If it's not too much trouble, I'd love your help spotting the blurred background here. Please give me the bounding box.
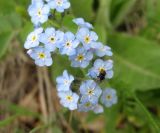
[0,0,160,133]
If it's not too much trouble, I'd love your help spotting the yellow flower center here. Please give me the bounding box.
[106,95,112,100]
[57,0,62,5]
[37,9,42,16]
[87,89,94,95]
[76,54,84,61]
[66,41,71,47]
[64,80,69,85]
[38,52,46,59]
[31,35,37,42]
[85,102,91,107]
[66,95,73,102]
[49,37,55,43]
[84,36,90,44]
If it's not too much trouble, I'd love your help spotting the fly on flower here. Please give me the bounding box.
[88,59,114,81]
[25,0,117,113]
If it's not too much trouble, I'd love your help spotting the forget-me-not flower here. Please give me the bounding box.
[73,18,93,29]
[88,59,113,79]
[32,0,43,3]
[28,1,50,25]
[24,28,43,49]
[56,70,74,91]
[95,42,113,57]
[47,0,70,13]
[40,27,64,52]
[27,46,53,66]
[58,90,79,110]
[93,104,104,114]
[78,98,96,112]
[101,88,117,107]
[80,80,102,104]
[76,28,98,50]
[59,32,79,56]
[69,47,93,68]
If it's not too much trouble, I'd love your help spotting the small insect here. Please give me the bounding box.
[97,69,106,82]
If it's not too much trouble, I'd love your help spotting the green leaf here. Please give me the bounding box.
[50,54,84,82]
[0,115,18,127]
[0,101,41,128]
[0,13,22,33]
[0,0,15,14]
[96,0,112,30]
[108,33,160,90]
[20,22,33,43]
[104,106,119,133]
[0,32,14,59]
[110,0,136,28]
[70,0,93,21]
[133,92,160,133]
[62,15,77,33]
[94,24,107,43]
[0,100,40,118]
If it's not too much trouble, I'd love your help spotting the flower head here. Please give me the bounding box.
[101,88,117,107]
[69,47,93,68]
[95,42,113,57]
[80,80,102,104]
[73,18,93,29]
[40,27,64,52]
[78,98,96,112]
[93,104,104,114]
[59,32,79,56]
[76,28,98,50]
[28,1,50,26]
[56,70,74,91]
[24,28,43,49]
[58,90,79,110]
[27,46,53,66]
[47,0,70,13]
[88,59,113,79]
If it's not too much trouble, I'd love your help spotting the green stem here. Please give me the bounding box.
[81,69,86,77]
[69,111,73,125]
[131,91,160,133]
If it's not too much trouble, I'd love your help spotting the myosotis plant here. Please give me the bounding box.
[24,0,118,114]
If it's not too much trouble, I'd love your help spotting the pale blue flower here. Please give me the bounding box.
[32,0,43,3]
[80,80,102,104]
[95,42,113,57]
[73,18,93,29]
[28,1,50,25]
[76,28,98,50]
[59,32,79,56]
[93,104,104,114]
[69,47,93,68]
[27,46,53,66]
[78,98,96,112]
[24,28,43,49]
[88,59,114,79]
[101,88,118,107]
[40,27,64,52]
[47,0,70,13]
[58,90,79,110]
[56,70,74,91]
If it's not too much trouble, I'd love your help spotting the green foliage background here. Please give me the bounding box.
[0,0,160,133]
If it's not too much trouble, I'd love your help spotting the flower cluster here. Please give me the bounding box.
[24,0,118,114]
[56,70,117,113]
[28,0,70,26]
[56,70,79,110]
